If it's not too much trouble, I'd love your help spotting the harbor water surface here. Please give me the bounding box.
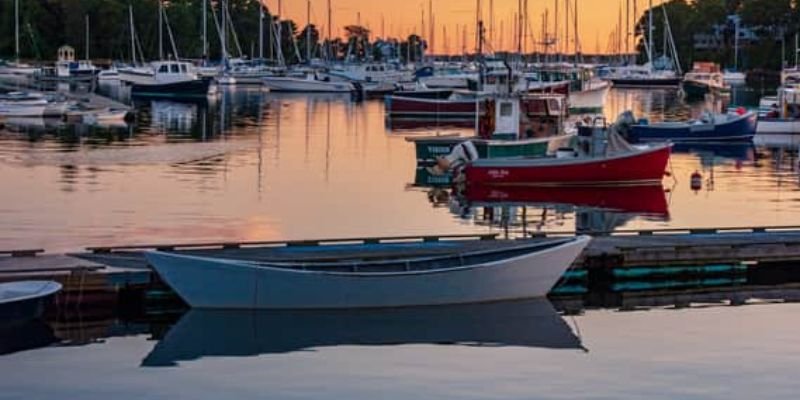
[1,87,800,399]
[0,87,798,251]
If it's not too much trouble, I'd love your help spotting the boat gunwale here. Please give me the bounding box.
[147,236,589,278]
[470,142,673,168]
[0,281,62,305]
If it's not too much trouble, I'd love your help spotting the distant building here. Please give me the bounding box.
[693,16,759,51]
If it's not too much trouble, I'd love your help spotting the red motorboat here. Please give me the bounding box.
[463,185,669,216]
[462,124,673,186]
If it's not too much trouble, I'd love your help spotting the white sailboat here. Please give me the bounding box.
[607,0,681,88]
[0,0,37,80]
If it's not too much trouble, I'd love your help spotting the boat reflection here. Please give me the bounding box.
[141,299,582,367]
[462,185,670,216]
[441,185,670,235]
[148,100,200,133]
[0,318,59,356]
[672,142,756,164]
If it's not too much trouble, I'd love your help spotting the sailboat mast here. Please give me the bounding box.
[429,0,433,56]
[554,0,559,59]
[14,0,19,62]
[306,0,311,62]
[222,0,228,63]
[573,0,579,61]
[648,0,653,69]
[203,0,208,59]
[328,0,332,61]
[489,0,494,47]
[129,4,136,64]
[158,0,164,59]
[625,0,630,56]
[565,0,569,61]
[85,14,90,60]
[259,4,264,59]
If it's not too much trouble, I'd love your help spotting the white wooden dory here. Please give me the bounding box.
[145,236,591,310]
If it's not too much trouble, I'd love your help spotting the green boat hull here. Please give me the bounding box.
[413,137,550,164]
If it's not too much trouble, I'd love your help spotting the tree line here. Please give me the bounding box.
[0,0,426,64]
[637,0,800,72]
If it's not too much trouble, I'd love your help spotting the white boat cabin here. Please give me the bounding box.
[151,61,200,83]
[483,94,568,140]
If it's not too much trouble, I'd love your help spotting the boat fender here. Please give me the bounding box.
[691,171,703,192]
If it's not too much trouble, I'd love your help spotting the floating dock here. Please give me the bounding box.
[3,227,800,309]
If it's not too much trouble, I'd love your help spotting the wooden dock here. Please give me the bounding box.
[4,227,800,309]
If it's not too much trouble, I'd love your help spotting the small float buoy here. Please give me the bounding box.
[691,171,703,192]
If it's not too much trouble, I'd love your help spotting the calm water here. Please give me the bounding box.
[2,87,800,399]
[0,86,798,251]
[1,301,799,399]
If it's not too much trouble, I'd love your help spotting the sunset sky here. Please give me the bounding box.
[267,0,668,54]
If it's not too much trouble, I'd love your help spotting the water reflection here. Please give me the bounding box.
[4,86,800,251]
[142,299,582,367]
[0,319,59,356]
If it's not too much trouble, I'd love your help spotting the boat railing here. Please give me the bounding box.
[86,233,499,254]
[526,225,800,238]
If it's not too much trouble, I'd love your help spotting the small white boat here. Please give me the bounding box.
[145,236,591,310]
[0,281,62,321]
[570,80,611,112]
[757,86,800,134]
[263,74,355,93]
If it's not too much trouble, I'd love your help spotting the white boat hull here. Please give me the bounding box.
[420,75,475,89]
[263,77,354,93]
[146,237,591,310]
[570,82,610,112]
[0,103,47,117]
[757,118,800,135]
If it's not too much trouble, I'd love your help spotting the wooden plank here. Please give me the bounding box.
[0,249,44,257]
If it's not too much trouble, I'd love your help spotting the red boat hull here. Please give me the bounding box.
[465,145,673,186]
[464,185,669,216]
[386,96,482,120]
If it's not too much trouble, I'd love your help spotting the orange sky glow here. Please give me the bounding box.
[266,0,668,54]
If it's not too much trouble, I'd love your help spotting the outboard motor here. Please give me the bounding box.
[613,111,637,142]
[430,141,480,183]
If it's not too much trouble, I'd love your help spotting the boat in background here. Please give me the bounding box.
[119,61,212,98]
[0,281,62,321]
[145,236,591,309]
[608,65,681,88]
[623,109,756,143]
[407,93,570,164]
[682,62,727,99]
[386,93,484,121]
[263,73,355,93]
[757,81,800,134]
